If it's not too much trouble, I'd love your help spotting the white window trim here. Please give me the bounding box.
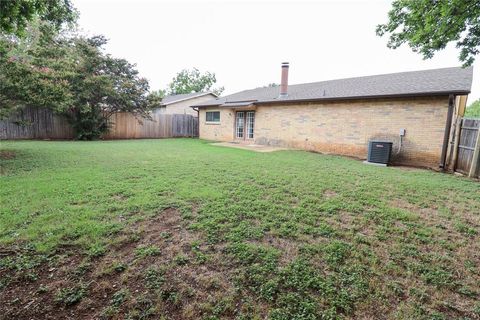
[205,110,221,124]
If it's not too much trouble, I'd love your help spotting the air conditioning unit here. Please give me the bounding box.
[367,140,393,165]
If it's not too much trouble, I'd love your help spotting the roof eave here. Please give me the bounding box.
[257,91,471,105]
[194,91,470,108]
[191,103,223,108]
[162,92,218,106]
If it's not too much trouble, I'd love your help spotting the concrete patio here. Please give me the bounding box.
[211,142,288,153]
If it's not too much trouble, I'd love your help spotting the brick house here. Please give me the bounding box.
[155,92,217,117]
[192,64,473,169]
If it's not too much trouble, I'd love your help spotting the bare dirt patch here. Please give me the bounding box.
[323,189,338,198]
[0,150,16,160]
[111,192,130,201]
[0,207,238,320]
[389,198,480,233]
[253,234,301,266]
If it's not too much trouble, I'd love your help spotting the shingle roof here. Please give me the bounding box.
[193,67,473,108]
[161,92,217,105]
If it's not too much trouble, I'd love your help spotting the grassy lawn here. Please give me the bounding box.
[1,139,479,319]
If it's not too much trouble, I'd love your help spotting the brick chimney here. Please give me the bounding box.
[279,62,289,98]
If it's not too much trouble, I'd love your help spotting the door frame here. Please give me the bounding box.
[234,110,255,141]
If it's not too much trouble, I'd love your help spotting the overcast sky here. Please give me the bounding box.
[74,0,478,103]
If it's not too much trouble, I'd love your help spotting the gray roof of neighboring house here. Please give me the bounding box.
[193,67,473,108]
[161,92,217,105]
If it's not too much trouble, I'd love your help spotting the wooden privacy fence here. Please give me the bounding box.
[0,107,198,140]
[451,118,480,178]
[0,107,75,140]
[103,112,198,139]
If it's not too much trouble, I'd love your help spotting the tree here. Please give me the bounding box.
[149,89,166,100]
[168,68,224,96]
[465,99,480,118]
[377,0,480,66]
[0,22,160,139]
[63,36,160,139]
[0,22,74,118]
[0,0,76,36]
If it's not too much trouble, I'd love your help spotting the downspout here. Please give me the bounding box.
[439,94,455,170]
[192,106,199,116]
[192,107,199,138]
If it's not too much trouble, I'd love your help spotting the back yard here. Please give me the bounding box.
[0,139,479,320]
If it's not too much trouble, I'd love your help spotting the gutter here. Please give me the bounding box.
[192,91,470,108]
[191,106,199,117]
[257,91,469,106]
[439,94,455,170]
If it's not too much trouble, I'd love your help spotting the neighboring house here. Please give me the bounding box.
[155,92,217,117]
[192,64,473,169]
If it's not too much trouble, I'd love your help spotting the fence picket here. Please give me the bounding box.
[455,118,480,178]
[0,107,198,140]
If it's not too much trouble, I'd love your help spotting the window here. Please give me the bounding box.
[206,111,220,123]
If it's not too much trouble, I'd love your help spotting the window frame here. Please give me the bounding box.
[235,111,245,139]
[246,111,255,139]
[205,111,221,124]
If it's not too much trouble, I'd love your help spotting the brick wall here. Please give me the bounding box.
[199,108,235,141]
[199,96,450,168]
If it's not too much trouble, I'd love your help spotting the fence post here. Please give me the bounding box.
[468,125,480,178]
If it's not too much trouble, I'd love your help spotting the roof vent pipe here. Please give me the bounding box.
[279,62,289,98]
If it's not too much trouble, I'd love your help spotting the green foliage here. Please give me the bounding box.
[126,295,156,320]
[322,240,351,266]
[474,302,480,315]
[144,267,165,289]
[454,221,478,236]
[135,245,161,258]
[149,89,166,100]
[377,0,480,66]
[88,243,106,257]
[173,254,189,265]
[113,262,127,273]
[0,23,160,139]
[465,99,480,118]
[110,289,129,308]
[227,242,280,266]
[54,284,87,306]
[420,265,454,288]
[0,22,74,118]
[71,260,91,279]
[270,293,318,320]
[0,275,11,291]
[167,68,224,96]
[101,289,130,318]
[0,0,76,36]
[0,253,47,285]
